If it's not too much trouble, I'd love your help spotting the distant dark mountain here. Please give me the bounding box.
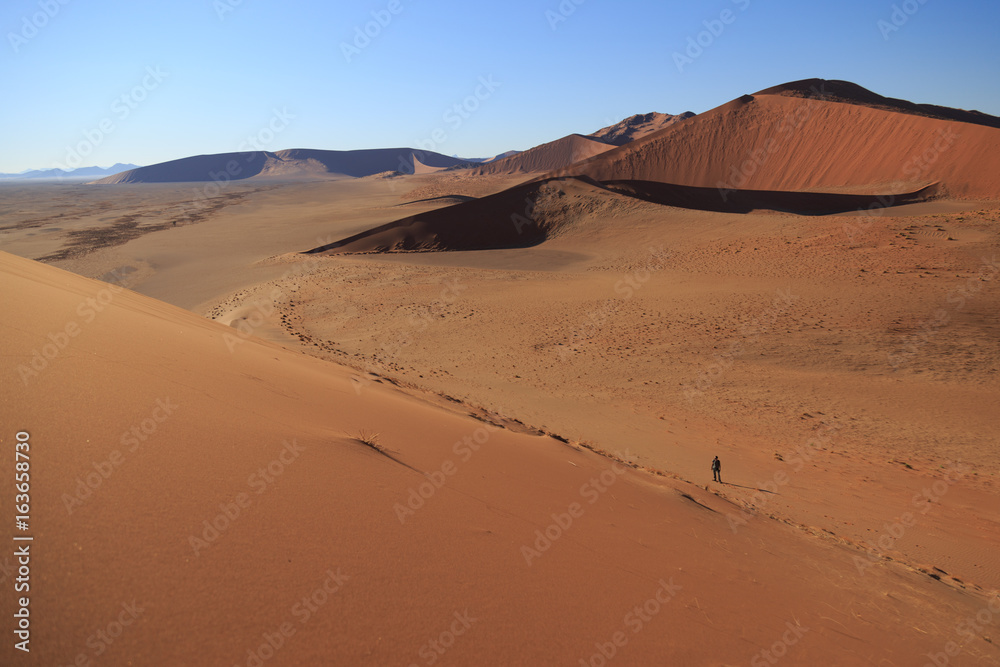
[66,163,141,177]
[0,163,140,180]
[92,149,477,184]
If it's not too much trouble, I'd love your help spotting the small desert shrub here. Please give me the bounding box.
[355,429,383,452]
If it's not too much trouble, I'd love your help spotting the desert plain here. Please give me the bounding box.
[1,80,999,665]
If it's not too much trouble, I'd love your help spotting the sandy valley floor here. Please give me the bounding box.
[2,173,999,664]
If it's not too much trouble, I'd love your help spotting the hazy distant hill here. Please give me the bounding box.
[0,163,139,180]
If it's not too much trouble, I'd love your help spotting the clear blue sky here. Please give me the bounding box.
[1,0,997,172]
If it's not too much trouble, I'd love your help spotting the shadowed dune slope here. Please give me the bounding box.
[94,148,474,184]
[552,83,1000,199]
[305,177,627,253]
[2,250,998,665]
[471,134,615,176]
[603,180,940,214]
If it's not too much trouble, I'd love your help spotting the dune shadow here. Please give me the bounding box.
[304,179,555,254]
[601,180,939,215]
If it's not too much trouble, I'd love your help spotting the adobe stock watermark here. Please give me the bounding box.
[235,108,295,153]
[341,0,405,62]
[560,246,672,360]
[546,0,586,31]
[854,461,969,575]
[878,0,930,40]
[59,600,145,665]
[510,193,540,236]
[234,568,350,667]
[726,419,840,534]
[378,278,469,357]
[7,0,71,53]
[16,267,135,386]
[521,451,634,566]
[716,82,829,198]
[404,75,502,172]
[393,426,492,524]
[61,398,179,515]
[750,618,809,667]
[887,255,998,370]
[673,0,752,73]
[222,240,333,353]
[213,0,244,21]
[923,592,1000,667]
[578,578,682,666]
[188,439,306,556]
[55,66,168,171]
[842,127,958,242]
[182,107,294,219]
[407,610,477,667]
[681,288,799,402]
[352,276,468,395]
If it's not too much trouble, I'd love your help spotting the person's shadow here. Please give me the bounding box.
[719,482,778,494]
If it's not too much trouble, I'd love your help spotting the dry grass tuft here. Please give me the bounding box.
[354,429,383,452]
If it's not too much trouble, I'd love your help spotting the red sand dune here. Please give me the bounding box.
[590,111,696,146]
[93,148,474,184]
[471,134,615,176]
[314,80,999,257]
[3,250,999,664]
[553,79,1000,199]
[757,78,1000,129]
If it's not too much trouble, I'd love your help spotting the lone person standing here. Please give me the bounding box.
[711,456,722,483]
